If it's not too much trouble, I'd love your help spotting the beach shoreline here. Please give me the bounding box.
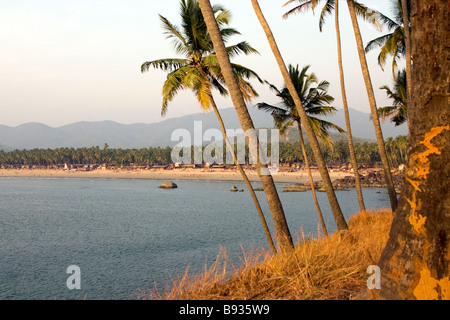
[0,168,351,184]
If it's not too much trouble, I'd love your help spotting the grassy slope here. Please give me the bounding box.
[140,209,393,300]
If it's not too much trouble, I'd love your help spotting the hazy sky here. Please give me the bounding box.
[0,0,400,127]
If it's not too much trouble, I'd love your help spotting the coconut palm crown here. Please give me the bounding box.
[257,64,344,146]
[364,0,411,77]
[141,0,262,116]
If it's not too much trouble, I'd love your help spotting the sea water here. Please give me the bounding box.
[0,177,391,299]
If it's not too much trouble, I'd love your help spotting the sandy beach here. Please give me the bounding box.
[0,168,351,184]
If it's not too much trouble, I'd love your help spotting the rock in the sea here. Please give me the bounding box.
[282,184,311,192]
[159,181,178,189]
[230,186,238,192]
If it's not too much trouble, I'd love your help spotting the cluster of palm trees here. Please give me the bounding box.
[0,146,172,167]
[142,0,411,253]
[0,137,408,169]
[278,135,408,167]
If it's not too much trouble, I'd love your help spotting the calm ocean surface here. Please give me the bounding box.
[0,177,391,300]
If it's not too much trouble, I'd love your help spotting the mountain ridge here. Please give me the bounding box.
[0,107,407,150]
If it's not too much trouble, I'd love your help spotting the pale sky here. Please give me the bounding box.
[0,0,400,127]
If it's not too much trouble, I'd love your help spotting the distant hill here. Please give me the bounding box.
[0,107,407,150]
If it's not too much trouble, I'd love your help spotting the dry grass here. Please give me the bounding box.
[138,208,394,300]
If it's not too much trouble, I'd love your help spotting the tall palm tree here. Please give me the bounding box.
[142,0,277,254]
[198,0,295,251]
[282,0,368,212]
[379,69,407,126]
[250,0,349,233]
[346,0,398,211]
[257,64,346,237]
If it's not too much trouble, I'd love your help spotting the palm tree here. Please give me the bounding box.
[142,1,260,116]
[364,0,412,130]
[257,64,345,237]
[374,0,449,300]
[282,0,368,212]
[198,0,295,251]
[364,0,409,78]
[346,0,398,211]
[142,0,277,254]
[379,69,407,126]
[250,0,349,232]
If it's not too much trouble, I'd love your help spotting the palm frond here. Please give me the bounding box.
[305,105,337,117]
[315,80,331,92]
[193,78,214,112]
[263,81,282,95]
[352,1,383,31]
[376,10,400,31]
[313,117,345,133]
[379,69,407,126]
[182,2,210,53]
[219,28,241,43]
[159,15,190,55]
[209,76,228,97]
[282,0,316,19]
[161,66,192,116]
[364,33,392,53]
[319,0,335,32]
[230,63,263,84]
[238,78,259,102]
[212,4,231,26]
[141,58,188,73]
[256,103,289,116]
[225,42,260,58]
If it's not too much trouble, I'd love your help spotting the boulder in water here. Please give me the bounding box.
[159,181,178,189]
[282,184,311,192]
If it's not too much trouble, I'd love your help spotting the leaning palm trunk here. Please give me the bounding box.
[199,0,294,251]
[401,0,412,129]
[210,99,277,255]
[335,0,366,212]
[346,0,398,212]
[251,0,348,232]
[297,121,328,237]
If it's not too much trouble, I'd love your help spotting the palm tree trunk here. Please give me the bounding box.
[251,0,348,232]
[346,0,398,212]
[335,0,366,212]
[401,0,412,129]
[372,0,450,299]
[210,98,277,255]
[297,120,328,237]
[199,0,294,251]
